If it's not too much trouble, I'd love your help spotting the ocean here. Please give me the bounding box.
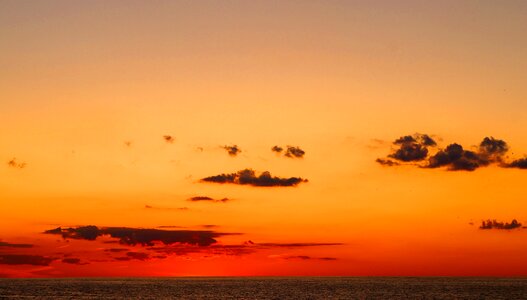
[1,277,526,299]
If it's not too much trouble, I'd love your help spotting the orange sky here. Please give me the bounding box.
[1,1,527,277]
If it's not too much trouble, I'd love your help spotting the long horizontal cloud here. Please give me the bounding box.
[378,135,527,171]
[0,254,55,266]
[479,219,523,230]
[201,169,307,187]
[147,241,344,257]
[0,241,33,248]
[280,255,337,261]
[188,196,230,203]
[44,226,237,247]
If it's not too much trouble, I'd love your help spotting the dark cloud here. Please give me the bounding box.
[479,137,509,159]
[44,226,237,247]
[201,225,219,229]
[0,254,55,266]
[163,135,175,143]
[479,219,522,230]
[188,196,229,203]
[271,146,283,153]
[124,251,149,261]
[284,146,305,158]
[62,258,88,265]
[258,243,344,248]
[282,255,338,261]
[427,143,483,171]
[389,134,435,162]
[0,241,33,248]
[377,134,438,164]
[223,145,241,156]
[7,158,26,169]
[378,135,527,172]
[375,158,399,167]
[104,248,129,253]
[201,169,307,187]
[507,158,527,169]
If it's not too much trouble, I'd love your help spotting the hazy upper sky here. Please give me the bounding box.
[1,0,527,277]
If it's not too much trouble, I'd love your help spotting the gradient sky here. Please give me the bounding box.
[1,0,527,277]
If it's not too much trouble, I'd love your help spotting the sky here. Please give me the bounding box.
[1,0,527,277]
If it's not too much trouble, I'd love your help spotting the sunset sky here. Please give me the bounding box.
[1,1,527,277]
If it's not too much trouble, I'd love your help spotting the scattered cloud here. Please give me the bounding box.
[0,254,55,266]
[44,226,237,247]
[163,135,175,143]
[7,158,26,169]
[223,145,241,156]
[201,169,307,187]
[479,219,522,230]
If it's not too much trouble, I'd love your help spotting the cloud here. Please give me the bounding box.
[284,146,306,158]
[104,248,129,253]
[223,145,241,156]
[479,219,522,230]
[427,143,483,171]
[387,134,436,162]
[147,241,343,258]
[115,252,150,261]
[378,135,527,172]
[0,254,55,266]
[201,169,307,187]
[44,226,237,247]
[258,243,344,248]
[62,258,88,265]
[145,205,189,211]
[271,146,283,153]
[375,158,399,166]
[0,241,33,248]
[188,196,230,203]
[507,158,527,169]
[7,158,26,169]
[280,255,338,261]
[163,135,175,143]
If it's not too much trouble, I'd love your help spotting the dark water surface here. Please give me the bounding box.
[1,277,526,299]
